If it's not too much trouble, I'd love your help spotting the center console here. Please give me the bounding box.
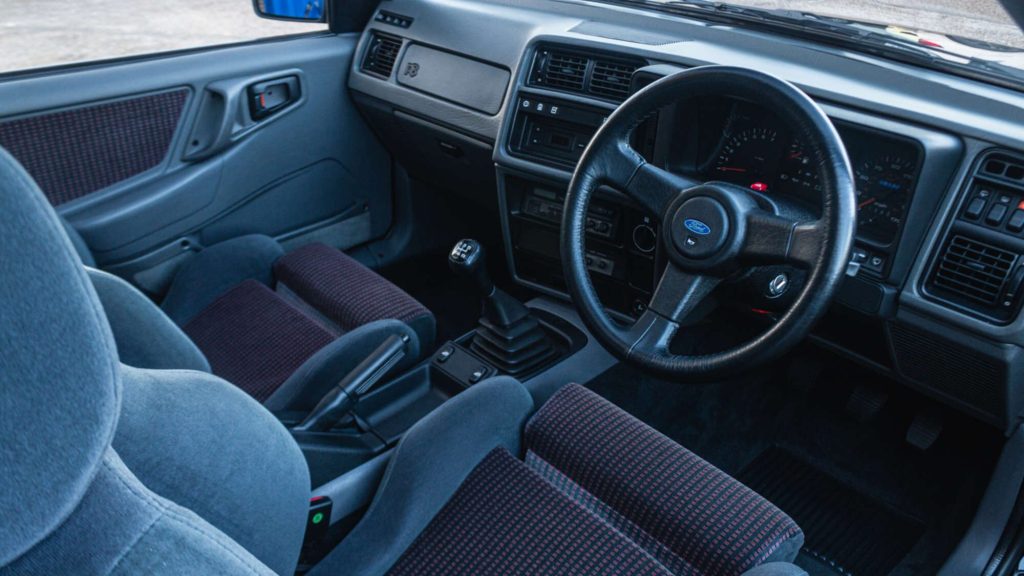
[500,74,662,319]
[504,176,660,318]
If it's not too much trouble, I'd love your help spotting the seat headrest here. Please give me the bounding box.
[0,147,120,565]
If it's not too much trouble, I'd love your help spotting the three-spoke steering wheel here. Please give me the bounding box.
[561,66,857,378]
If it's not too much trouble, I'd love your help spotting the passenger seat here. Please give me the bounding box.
[71,228,435,412]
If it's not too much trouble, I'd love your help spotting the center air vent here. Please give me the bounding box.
[542,52,587,92]
[361,33,403,78]
[590,59,635,101]
[529,46,645,102]
[928,234,1023,322]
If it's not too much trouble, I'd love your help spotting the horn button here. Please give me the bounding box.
[670,196,730,259]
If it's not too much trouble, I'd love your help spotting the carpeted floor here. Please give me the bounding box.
[739,447,925,575]
[585,349,1002,576]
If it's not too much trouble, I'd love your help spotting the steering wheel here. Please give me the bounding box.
[561,66,856,378]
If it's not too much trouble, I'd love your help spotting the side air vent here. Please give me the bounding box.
[361,33,403,78]
[925,149,1024,324]
[590,59,636,101]
[933,235,1015,306]
[529,46,645,102]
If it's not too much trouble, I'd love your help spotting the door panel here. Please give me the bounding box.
[0,89,189,206]
[0,33,391,293]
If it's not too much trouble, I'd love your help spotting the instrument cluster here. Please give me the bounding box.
[692,100,922,247]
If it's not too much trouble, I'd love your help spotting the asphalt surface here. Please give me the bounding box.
[0,0,325,73]
[0,0,1021,74]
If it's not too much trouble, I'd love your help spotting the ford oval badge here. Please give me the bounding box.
[684,219,711,236]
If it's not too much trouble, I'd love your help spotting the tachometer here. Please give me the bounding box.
[713,128,780,190]
[855,155,915,244]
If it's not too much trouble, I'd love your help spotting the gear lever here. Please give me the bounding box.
[449,240,555,376]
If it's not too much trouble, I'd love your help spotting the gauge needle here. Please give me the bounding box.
[717,167,747,173]
[858,197,877,209]
[787,151,802,159]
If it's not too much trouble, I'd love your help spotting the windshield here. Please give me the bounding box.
[616,0,1024,87]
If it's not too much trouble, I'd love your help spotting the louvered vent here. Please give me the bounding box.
[590,59,636,101]
[529,47,644,102]
[540,52,587,92]
[932,235,1016,306]
[980,153,1024,184]
[361,33,402,78]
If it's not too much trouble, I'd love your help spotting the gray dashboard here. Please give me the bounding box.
[349,0,1024,429]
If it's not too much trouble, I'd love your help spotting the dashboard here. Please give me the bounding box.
[346,0,1024,430]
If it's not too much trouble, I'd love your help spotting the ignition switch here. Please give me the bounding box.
[767,273,790,298]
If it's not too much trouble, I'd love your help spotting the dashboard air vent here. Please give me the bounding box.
[980,152,1024,184]
[540,52,587,92]
[361,33,402,78]
[932,235,1016,306]
[590,59,639,101]
[529,46,646,102]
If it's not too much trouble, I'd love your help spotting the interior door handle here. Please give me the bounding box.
[248,76,300,121]
[182,70,304,162]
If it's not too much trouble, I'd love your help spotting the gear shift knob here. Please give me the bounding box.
[448,239,555,376]
[449,239,494,296]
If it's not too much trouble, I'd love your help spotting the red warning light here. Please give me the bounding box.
[750,182,768,192]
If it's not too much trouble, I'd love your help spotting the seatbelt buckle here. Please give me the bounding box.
[298,496,333,571]
[306,496,332,542]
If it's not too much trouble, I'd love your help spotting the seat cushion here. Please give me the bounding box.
[523,384,804,575]
[382,383,802,576]
[183,280,335,403]
[273,243,435,351]
[386,448,676,576]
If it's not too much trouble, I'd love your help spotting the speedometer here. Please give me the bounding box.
[855,155,915,245]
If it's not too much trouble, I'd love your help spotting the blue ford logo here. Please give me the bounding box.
[684,219,711,236]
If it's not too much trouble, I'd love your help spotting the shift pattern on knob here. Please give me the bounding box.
[449,239,493,296]
[449,239,477,264]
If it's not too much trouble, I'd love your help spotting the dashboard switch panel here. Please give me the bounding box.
[509,95,607,168]
[1008,210,1024,233]
[987,203,1008,225]
[965,197,986,219]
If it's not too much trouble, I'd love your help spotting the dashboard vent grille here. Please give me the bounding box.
[932,235,1016,306]
[361,33,402,78]
[541,52,587,92]
[590,59,638,101]
[980,153,1024,184]
[530,47,645,102]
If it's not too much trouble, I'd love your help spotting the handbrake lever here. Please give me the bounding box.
[293,333,409,433]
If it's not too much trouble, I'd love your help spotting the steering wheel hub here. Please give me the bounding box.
[671,196,729,259]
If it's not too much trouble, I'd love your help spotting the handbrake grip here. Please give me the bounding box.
[293,333,409,433]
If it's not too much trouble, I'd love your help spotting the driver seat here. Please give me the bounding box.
[0,146,806,576]
[322,381,807,576]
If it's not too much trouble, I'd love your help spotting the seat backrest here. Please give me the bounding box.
[523,384,805,576]
[0,147,291,575]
